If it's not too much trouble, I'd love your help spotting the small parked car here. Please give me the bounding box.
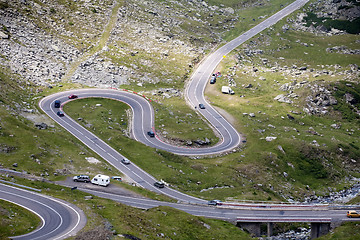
[154,181,165,188]
[57,111,64,117]
[210,76,216,84]
[112,176,122,181]
[68,94,78,99]
[208,200,222,206]
[147,131,155,137]
[199,103,205,109]
[121,158,130,165]
[73,175,90,183]
[54,100,61,108]
[347,210,360,218]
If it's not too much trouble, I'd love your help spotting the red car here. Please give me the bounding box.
[68,94,78,99]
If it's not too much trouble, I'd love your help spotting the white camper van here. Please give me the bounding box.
[221,86,235,95]
[91,174,110,187]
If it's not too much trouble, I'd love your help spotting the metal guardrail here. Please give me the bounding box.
[236,217,332,223]
[0,179,42,192]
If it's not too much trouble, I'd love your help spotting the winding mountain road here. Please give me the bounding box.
[0,183,86,240]
[38,0,311,203]
[7,1,357,239]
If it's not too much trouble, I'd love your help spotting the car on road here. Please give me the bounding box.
[68,94,78,99]
[73,175,90,183]
[54,100,61,108]
[347,210,360,218]
[57,111,64,117]
[121,158,130,165]
[154,181,165,188]
[208,200,222,206]
[147,131,155,137]
[199,103,205,109]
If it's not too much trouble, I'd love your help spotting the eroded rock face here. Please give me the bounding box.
[303,84,339,115]
[0,0,239,88]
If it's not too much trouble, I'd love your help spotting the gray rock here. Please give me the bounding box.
[345,93,356,104]
[265,136,277,142]
[35,122,48,130]
[274,94,293,104]
[0,31,9,39]
[287,114,295,120]
[223,7,234,15]
[278,145,286,154]
[282,24,290,32]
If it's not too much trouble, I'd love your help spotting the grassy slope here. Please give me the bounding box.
[1,0,360,238]
[50,0,360,202]
[0,199,41,239]
[1,0,358,201]
[205,2,360,199]
[317,222,360,240]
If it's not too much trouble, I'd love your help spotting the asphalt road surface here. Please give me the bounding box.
[38,0,311,203]
[67,187,355,224]
[7,1,358,240]
[0,183,86,240]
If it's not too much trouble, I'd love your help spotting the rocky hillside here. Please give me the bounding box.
[0,0,240,88]
[0,0,359,204]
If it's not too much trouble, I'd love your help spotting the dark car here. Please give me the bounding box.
[57,111,64,117]
[147,131,155,137]
[154,181,165,188]
[208,200,222,206]
[54,100,61,108]
[68,94,78,99]
[210,76,216,84]
[199,104,205,109]
[121,158,130,165]
[73,175,90,183]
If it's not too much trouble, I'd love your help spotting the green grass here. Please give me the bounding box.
[347,195,360,205]
[63,97,284,201]
[317,222,360,240]
[152,99,219,145]
[261,31,360,68]
[222,0,295,41]
[0,199,41,239]
[203,7,360,198]
[1,0,360,205]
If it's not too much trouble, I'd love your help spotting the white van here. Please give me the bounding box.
[221,86,235,95]
[91,174,110,187]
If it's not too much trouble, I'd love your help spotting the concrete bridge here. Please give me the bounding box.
[236,217,332,239]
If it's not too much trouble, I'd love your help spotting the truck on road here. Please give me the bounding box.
[221,86,234,95]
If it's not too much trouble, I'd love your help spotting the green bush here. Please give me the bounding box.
[304,12,360,34]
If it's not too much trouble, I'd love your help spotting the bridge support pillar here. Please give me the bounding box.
[237,222,261,237]
[267,222,273,237]
[311,223,330,239]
